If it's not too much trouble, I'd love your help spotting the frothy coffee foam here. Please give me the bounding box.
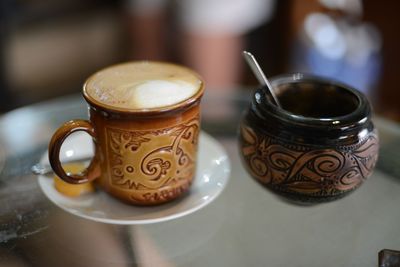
[85,62,202,109]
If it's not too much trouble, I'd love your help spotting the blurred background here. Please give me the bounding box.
[0,0,399,121]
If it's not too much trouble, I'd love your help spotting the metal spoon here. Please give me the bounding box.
[31,157,92,175]
[31,163,52,175]
[242,51,281,108]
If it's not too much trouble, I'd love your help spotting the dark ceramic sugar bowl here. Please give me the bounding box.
[239,74,379,203]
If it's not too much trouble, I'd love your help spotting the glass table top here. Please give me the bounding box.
[0,90,399,267]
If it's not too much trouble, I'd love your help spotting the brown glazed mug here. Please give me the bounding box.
[49,62,204,205]
[239,74,379,203]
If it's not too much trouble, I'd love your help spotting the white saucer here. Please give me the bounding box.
[38,131,230,225]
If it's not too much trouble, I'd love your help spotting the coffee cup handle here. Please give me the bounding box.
[48,120,100,184]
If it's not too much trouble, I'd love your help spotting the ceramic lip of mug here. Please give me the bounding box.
[239,73,379,203]
[48,61,204,206]
[82,63,204,117]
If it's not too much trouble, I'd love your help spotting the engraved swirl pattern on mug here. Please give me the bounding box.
[106,117,199,202]
[240,125,379,197]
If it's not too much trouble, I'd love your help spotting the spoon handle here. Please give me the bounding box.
[31,157,92,175]
[242,51,281,108]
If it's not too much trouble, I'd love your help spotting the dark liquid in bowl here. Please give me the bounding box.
[276,82,359,118]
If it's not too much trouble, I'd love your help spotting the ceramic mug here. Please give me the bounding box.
[49,62,204,205]
[239,74,379,203]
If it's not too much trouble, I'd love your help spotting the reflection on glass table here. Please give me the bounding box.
[0,90,400,267]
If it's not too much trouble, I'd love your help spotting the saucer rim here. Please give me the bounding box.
[37,131,230,225]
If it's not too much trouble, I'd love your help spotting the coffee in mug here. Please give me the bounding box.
[85,61,201,109]
[49,61,204,205]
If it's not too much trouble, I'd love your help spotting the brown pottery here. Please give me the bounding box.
[239,74,379,203]
[49,62,204,205]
